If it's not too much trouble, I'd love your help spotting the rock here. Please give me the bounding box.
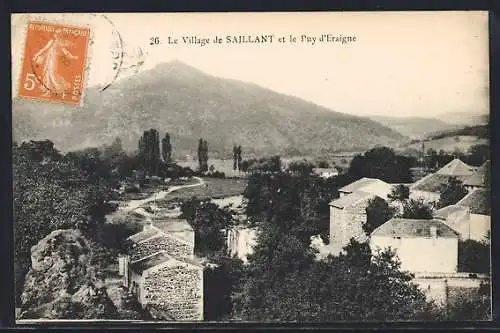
[20,229,118,319]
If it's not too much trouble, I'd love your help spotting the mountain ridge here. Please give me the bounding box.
[13,61,407,158]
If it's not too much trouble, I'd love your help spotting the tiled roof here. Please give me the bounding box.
[411,174,469,193]
[456,188,490,215]
[339,177,386,193]
[436,159,475,177]
[434,205,469,219]
[371,218,459,238]
[464,160,490,187]
[128,227,160,243]
[329,191,374,209]
[130,251,172,274]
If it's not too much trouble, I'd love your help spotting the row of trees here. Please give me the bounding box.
[423,143,489,170]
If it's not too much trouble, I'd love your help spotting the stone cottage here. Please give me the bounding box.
[119,219,203,321]
[329,177,394,254]
[338,177,393,199]
[410,159,476,203]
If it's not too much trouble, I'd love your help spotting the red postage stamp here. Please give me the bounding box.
[17,21,90,105]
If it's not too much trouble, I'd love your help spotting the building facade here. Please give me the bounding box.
[120,221,204,321]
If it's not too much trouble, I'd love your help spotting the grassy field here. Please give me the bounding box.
[178,154,357,175]
[156,177,248,207]
[405,135,487,153]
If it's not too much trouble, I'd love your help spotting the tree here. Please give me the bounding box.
[232,145,238,171]
[364,197,397,235]
[287,160,314,176]
[347,147,416,183]
[184,201,234,257]
[161,132,172,164]
[458,239,490,274]
[138,129,161,176]
[237,145,243,171]
[198,138,209,172]
[467,144,490,167]
[317,160,330,168]
[388,184,410,203]
[401,199,434,219]
[437,177,468,209]
[233,238,433,321]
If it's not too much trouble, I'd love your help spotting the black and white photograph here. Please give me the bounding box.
[11,11,491,322]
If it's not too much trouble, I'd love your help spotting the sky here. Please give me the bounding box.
[11,11,489,118]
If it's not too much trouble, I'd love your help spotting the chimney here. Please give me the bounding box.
[430,225,438,238]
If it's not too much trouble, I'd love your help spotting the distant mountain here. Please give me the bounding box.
[13,60,406,158]
[369,115,462,140]
[436,111,489,127]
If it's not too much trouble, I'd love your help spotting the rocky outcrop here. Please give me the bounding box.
[19,229,118,320]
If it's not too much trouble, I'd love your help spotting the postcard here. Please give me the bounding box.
[11,11,491,323]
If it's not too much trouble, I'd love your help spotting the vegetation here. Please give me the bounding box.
[232,145,243,171]
[348,147,417,183]
[364,197,397,235]
[181,200,234,258]
[198,138,209,172]
[388,184,410,203]
[429,124,488,140]
[437,177,468,209]
[458,239,490,274]
[401,199,434,219]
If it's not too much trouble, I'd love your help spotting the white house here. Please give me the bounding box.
[313,167,339,179]
[434,187,490,242]
[370,218,459,274]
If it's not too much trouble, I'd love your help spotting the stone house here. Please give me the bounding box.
[329,191,378,254]
[410,159,476,203]
[338,177,393,199]
[329,178,394,254]
[119,220,203,321]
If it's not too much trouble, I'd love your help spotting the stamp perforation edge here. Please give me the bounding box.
[13,14,96,107]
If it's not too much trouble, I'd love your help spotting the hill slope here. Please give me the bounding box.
[13,61,406,157]
[369,115,462,139]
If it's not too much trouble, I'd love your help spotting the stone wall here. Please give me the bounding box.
[330,198,370,254]
[143,262,203,321]
[131,234,193,262]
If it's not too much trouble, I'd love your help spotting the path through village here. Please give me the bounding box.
[104,176,205,313]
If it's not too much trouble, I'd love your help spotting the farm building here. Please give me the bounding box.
[409,159,476,203]
[434,187,490,242]
[370,218,459,274]
[329,177,395,254]
[338,177,393,199]
[464,160,490,192]
[119,220,203,321]
[313,167,339,179]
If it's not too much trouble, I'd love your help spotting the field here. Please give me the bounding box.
[405,135,487,153]
[156,177,248,207]
[178,154,357,176]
